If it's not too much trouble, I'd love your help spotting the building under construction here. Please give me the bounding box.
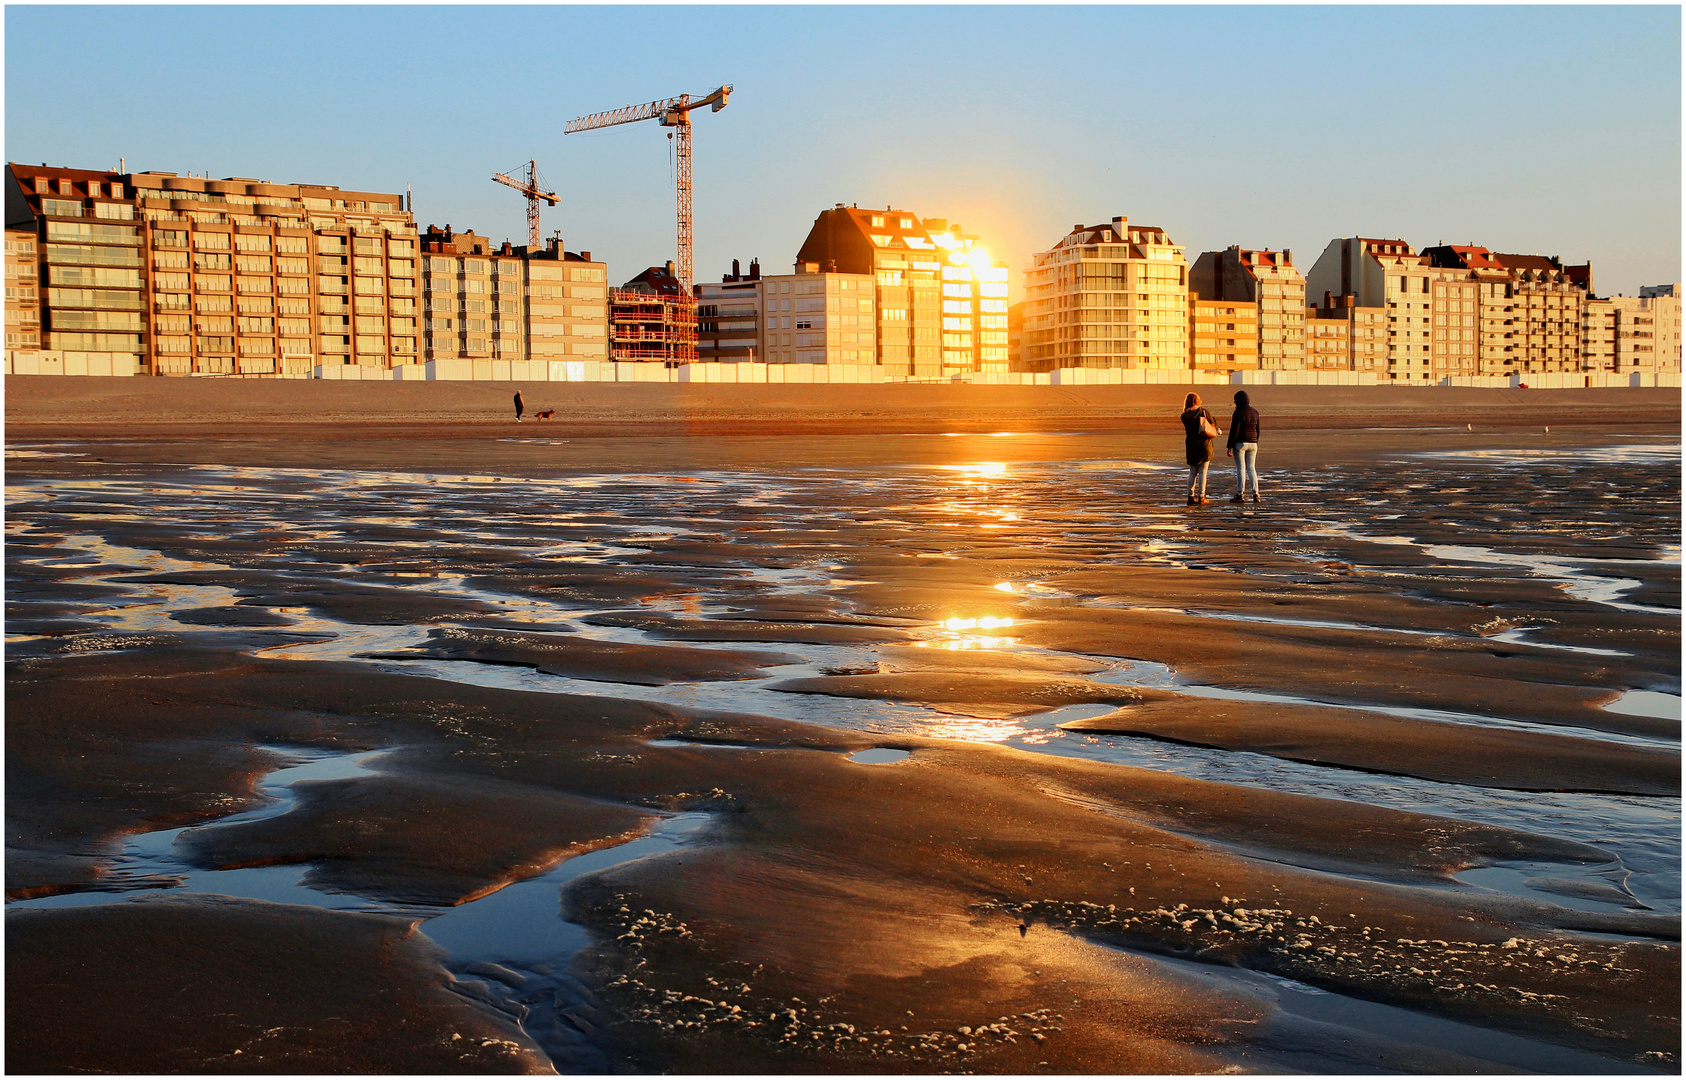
[611,261,696,363]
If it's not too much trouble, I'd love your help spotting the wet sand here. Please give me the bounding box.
[5,377,1680,1073]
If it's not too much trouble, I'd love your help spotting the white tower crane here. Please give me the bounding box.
[565,85,731,293]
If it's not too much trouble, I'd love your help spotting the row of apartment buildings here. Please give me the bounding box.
[4,163,611,377]
[5,160,1679,381]
[1021,223,1680,383]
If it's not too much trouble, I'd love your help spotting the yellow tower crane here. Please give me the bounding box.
[490,160,559,250]
[565,85,731,293]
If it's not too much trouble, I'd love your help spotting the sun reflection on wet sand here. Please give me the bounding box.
[909,715,1023,743]
[940,462,1008,480]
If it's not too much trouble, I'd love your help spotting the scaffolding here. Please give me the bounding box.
[610,289,698,363]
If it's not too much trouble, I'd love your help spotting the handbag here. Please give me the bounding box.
[1199,414,1218,438]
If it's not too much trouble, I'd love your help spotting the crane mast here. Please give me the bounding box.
[490,160,559,250]
[566,85,731,293]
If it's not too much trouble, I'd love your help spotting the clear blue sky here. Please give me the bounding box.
[6,5,1680,297]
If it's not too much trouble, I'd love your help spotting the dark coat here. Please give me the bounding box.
[1180,408,1216,466]
[1227,405,1260,448]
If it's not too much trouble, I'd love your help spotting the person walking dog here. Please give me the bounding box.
[1226,390,1261,502]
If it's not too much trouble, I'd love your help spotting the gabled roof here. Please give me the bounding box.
[1235,248,1293,271]
[1057,221,1174,251]
[1422,244,1508,277]
[623,265,682,294]
[795,206,938,273]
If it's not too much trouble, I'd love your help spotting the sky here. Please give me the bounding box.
[5,5,1680,299]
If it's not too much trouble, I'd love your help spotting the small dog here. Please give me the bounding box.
[533,408,556,420]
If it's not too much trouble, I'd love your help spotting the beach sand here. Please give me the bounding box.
[6,376,1680,1073]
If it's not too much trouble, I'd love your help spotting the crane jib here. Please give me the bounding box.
[565,85,731,134]
[565,98,680,134]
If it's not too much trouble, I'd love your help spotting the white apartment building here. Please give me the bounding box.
[1023,216,1189,371]
[1306,238,1437,383]
[1189,246,1305,369]
[696,263,877,364]
[792,205,1008,377]
[420,226,606,368]
[1613,285,1682,374]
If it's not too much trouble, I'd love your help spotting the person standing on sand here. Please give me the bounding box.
[513,391,524,423]
[1179,392,1219,505]
[1226,390,1261,502]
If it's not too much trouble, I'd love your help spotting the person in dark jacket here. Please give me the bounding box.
[1226,390,1261,502]
[513,391,524,423]
[1178,392,1219,505]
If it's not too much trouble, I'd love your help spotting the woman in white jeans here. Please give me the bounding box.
[1179,392,1219,505]
[1225,390,1261,502]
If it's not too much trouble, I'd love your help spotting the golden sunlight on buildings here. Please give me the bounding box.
[1021,217,1190,373]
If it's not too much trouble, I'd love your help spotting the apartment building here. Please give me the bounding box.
[1189,247,1304,368]
[1006,300,1024,370]
[696,259,762,362]
[793,205,1008,378]
[419,227,495,365]
[1426,266,1481,379]
[529,245,607,368]
[1583,288,1681,377]
[694,259,877,365]
[1306,238,1441,383]
[1581,297,1617,371]
[5,225,41,351]
[418,225,607,370]
[762,265,877,364]
[1309,292,1388,375]
[1422,246,1513,377]
[6,165,146,370]
[1022,216,1189,372]
[1189,295,1258,374]
[1637,285,1682,372]
[1608,285,1683,375]
[1422,245,1594,376]
[1491,253,1587,375]
[1303,305,1350,370]
[5,163,424,376]
[135,169,416,375]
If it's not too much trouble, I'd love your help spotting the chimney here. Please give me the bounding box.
[665,260,676,280]
[580,251,590,262]
[731,258,741,280]
[1073,224,1085,232]
[1284,248,1291,265]
[749,258,760,280]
